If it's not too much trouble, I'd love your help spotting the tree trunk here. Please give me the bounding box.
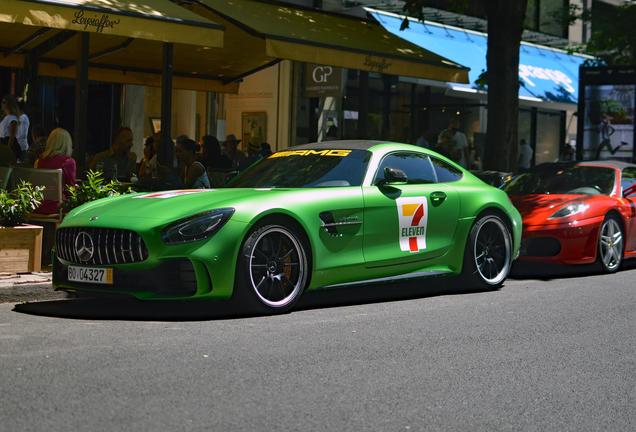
[483,0,527,172]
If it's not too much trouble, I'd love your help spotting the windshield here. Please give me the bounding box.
[505,165,616,195]
[228,149,371,188]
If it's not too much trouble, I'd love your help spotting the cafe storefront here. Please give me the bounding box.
[0,0,232,168]
[1,0,470,165]
[167,0,468,153]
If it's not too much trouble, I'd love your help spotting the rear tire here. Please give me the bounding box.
[460,213,513,290]
[235,223,309,314]
[597,215,623,273]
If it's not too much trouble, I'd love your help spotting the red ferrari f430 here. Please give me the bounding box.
[505,161,636,272]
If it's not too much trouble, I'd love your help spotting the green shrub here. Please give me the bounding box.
[64,170,131,212]
[0,181,45,227]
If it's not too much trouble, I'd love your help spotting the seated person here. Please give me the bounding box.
[222,134,246,169]
[23,125,47,167]
[199,135,232,171]
[89,127,137,181]
[260,142,273,158]
[34,128,76,214]
[138,134,158,181]
[238,140,263,171]
[175,137,210,189]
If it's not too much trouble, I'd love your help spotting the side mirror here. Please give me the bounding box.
[623,184,636,198]
[378,167,408,186]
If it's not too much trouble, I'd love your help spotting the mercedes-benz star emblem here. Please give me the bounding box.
[74,232,95,262]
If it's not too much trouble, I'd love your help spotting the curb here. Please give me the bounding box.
[0,273,67,304]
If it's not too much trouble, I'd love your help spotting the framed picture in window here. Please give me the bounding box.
[149,117,161,134]
[241,112,267,150]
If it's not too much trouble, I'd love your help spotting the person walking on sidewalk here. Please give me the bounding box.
[594,113,628,160]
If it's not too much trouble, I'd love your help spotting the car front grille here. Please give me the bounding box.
[56,227,149,265]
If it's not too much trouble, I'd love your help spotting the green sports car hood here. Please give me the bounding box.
[66,189,275,224]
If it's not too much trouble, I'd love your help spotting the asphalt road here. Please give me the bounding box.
[1,265,635,432]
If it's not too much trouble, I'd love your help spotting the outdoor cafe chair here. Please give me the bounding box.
[11,167,64,226]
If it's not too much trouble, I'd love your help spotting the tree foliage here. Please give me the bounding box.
[401,0,528,171]
[571,2,636,65]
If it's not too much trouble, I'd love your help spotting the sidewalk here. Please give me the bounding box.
[0,271,66,304]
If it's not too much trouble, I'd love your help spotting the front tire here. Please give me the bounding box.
[235,223,309,314]
[597,215,623,273]
[460,213,513,290]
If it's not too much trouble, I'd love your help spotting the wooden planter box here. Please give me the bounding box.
[0,224,43,273]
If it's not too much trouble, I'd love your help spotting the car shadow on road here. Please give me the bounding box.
[510,258,636,281]
[12,276,495,322]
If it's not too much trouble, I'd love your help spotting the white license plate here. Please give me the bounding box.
[68,266,113,285]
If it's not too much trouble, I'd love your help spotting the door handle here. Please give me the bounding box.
[430,191,447,205]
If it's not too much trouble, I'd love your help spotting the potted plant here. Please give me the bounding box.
[0,181,45,272]
[64,170,131,212]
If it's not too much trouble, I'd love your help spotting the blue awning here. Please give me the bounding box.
[369,9,591,105]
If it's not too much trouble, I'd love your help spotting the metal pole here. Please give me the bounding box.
[357,71,369,139]
[409,83,416,144]
[159,42,174,168]
[530,107,538,167]
[74,32,89,174]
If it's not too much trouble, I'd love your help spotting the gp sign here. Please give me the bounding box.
[312,66,334,83]
[305,64,342,97]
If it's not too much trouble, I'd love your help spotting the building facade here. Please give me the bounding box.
[1,0,623,168]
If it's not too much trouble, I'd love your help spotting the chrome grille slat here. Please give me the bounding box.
[96,229,103,265]
[61,229,67,261]
[118,231,124,264]
[62,229,69,261]
[55,228,148,265]
[63,229,68,261]
[137,235,143,262]
[56,230,62,260]
[71,228,78,263]
[112,230,118,264]
[57,230,63,260]
[128,232,134,262]
[104,229,111,264]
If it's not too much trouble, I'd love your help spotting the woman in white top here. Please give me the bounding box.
[16,99,30,154]
[0,95,21,162]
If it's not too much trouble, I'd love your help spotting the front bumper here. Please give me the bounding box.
[518,216,603,265]
[53,255,202,299]
[52,218,249,300]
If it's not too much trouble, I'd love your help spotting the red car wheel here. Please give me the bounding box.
[597,215,624,273]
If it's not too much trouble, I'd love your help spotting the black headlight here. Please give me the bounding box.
[161,208,234,244]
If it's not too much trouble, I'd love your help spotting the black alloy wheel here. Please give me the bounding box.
[461,213,513,289]
[236,223,309,313]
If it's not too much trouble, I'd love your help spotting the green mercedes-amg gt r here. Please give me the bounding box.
[53,141,521,313]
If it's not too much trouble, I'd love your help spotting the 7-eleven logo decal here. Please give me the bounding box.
[396,197,428,253]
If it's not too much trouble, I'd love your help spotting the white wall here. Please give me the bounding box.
[121,85,145,161]
[222,61,292,152]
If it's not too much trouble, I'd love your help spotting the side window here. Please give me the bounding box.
[374,153,436,185]
[622,168,636,196]
[430,157,463,183]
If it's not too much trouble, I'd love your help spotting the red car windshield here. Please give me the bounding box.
[505,166,615,195]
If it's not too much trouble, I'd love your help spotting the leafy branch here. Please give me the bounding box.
[0,181,45,227]
[64,170,131,212]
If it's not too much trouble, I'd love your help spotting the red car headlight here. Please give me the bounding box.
[548,202,589,220]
